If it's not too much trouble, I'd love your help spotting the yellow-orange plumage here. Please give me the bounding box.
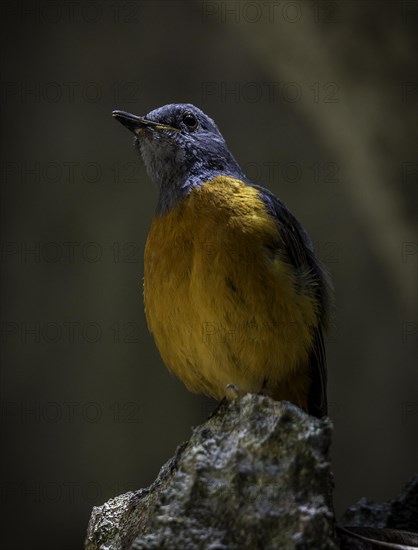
[113,102,331,417]
[144,176,318,410]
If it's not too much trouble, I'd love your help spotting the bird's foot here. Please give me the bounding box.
[225,383,241,401]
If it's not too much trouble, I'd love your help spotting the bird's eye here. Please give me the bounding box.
[182,112,198,130]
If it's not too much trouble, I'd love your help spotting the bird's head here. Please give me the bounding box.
[112,103,245,214]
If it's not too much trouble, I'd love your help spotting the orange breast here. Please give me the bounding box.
[144,176,316,407]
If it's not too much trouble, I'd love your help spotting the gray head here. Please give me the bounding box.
[112,103,246,214]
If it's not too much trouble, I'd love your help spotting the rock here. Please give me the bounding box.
[85,394,337,549]
[340,474,418,532]
[338,474,418,548]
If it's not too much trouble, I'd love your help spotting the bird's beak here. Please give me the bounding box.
[112,110,180,134]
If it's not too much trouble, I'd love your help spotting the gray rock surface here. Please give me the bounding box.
[85,394,337,549]
[338,474,418,548]
[340,474,418,532]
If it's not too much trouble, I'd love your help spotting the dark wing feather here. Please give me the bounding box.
[254,185,332,417]
[338,525,418,549]
[307,327,328,417]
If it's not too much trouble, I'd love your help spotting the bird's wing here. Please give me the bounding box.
[254,185,331,417]
[307,326,328,417]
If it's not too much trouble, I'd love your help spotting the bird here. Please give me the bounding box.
[112,104,333,418]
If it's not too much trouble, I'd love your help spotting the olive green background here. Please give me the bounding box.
[1,1,416,548]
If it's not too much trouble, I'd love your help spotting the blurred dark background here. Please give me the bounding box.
[1,1,416,548]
